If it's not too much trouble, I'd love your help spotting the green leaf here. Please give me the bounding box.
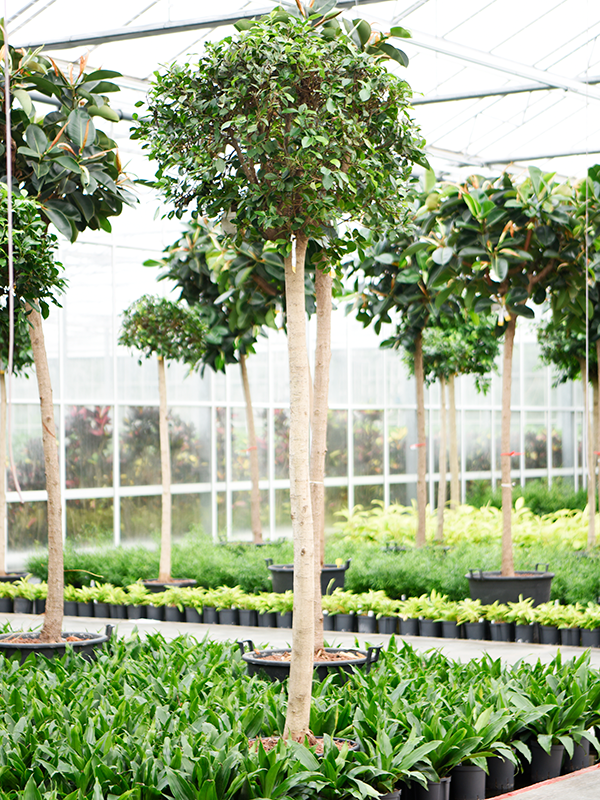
[41,203,76,241]
[67,108,96,150]
[83,69,122,81]
[88,104,121,122]
[490,255,508,282]
[53,155,82,174]
[23,776,42,800]
[432,247,453,266]
[390,26,411,38]
[529,165,543,195]
[25,124,49,155]
[13,89,34,117]
[359,86,372,102]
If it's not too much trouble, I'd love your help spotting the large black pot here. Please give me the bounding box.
[185,607,203,624]
[514,624,534,643]
[0,598,13,613]
[562,738,590,773]
[334,613,355,632]
[419,619,442,638]
[580,628,600,648]
[529,742,564,782]
[238,640,382,682]
[378,616,398,635]
[560,628,580,647]
[126,605,147,619]
[109,604,127,619]
[466,566,553,606]
[165,606,186,623]
[13,597,33,614]
[142,579,197,593]
[0,625,113,664]
[265,559,351,594]
[146,605,164,621]
[357,614,377,634]
[540,625,560,645]
[464,622,486,641]
[218,609,239,626]
[238,608,257,627]
[486,756,514,795]
[489,622,512,642]
[415,781,445,800]
[442,620,460,639]
[0,573,27,583]
[400,618,419,636]
[449,765,485,800]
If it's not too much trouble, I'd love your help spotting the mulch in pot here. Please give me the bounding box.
[257,648,363,663]
[249,734,356,755]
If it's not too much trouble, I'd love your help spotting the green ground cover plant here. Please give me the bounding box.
[467,479,589,516]
[0,634,596,798]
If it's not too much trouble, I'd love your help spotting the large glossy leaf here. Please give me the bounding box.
[24,124,48,155]
[67,108,96,150]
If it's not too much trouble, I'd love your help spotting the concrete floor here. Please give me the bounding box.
[2,611,600,667]
[501,764,600,798]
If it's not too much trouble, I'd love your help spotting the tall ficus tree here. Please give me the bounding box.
[1,32,135,641]
[119,295,207,582]
[432,169,579,576]
[136,1,425,740]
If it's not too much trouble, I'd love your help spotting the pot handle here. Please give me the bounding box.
[468,569,484,579]
[265,558,273,567]
[535,563,550,573]
[365,645,383,673]
[237,639,255,656]
[344,559,352,570]
[104,624,114,640]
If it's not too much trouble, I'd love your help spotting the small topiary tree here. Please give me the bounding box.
[119,295,207,581]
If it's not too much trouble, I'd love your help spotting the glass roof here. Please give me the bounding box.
[8,0,600,180]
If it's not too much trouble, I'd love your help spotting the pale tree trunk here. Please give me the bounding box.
[283,235,315,742]
[436,376,447,543]
[500,316,516,577]
[27,305,63,642]
[414,331,427,547]
[240,354,263,544]
[580,361,595,549]
[157,356,172,582]
[448,373,460,509]
[596,344,600,513]
[594,376,599,529]
[0,371,6,575]
[311,267,332,652]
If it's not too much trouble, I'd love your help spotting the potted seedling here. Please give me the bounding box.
[418,591,449,638]
[579,603,600,648]
[535,601,561,645]
[506,596,536,643]
[237,592,259,628]
[321,589,358,633]
[126,582,151,620]
[184,587,206,624]
[398,595,425,636]
[271,590,294,629]
[455,598,486,641]
[12,576,37,614]
[367,592,400,635]
[63,585,79,617]
[254,592,278,629]
[484,601,512,642]
[556,603,582,647]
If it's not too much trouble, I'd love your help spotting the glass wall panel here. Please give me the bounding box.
[354,484,383,509]
[494,412,521,471]
[465,411,492,472]
[171,406,211,484]
[216,407,226,482]
[274,409,289,479]
[325,410,347,478]
[329,350,348,405]
[524,412,547,470]
[8,405,46,491]
[231,490,269,538]
[217,491,226,540]
[66,499,113,546]
[8,501,47,550]
[388,409,412,475]
[166,360,210,403]
[230,407,268,481]
[386,353,415,406]
[353,349,384,405]
[353,410,384,476]
[172,493,209,539]
[120,407,160,486]
[275,488,292,537]
[551,411,574,468]
[120,496,160,544]
[465,480,491,504]
[523,344,547,407]
[325,486,348,528]
[550,379,572,408]
[272,350,289,404]
[65,405,113,489]
[390,482,416,506]
[229,352,269,404]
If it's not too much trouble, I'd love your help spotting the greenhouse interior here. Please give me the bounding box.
[2,1,600,797]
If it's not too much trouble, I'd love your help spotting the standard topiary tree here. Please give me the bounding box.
[119,295,207,582]
[136,2,424,740]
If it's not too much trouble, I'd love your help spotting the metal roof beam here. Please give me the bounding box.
[407,29,600,102]
[427,145,600,168]
[412,76,600,105]
[15,0,388,50]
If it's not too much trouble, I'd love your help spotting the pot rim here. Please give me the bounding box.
[0,627,112,650]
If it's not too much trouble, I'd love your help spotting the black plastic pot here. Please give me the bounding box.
[13,597,33,614]
[378,792,401,800]
[378,616,398,635]
[0,625,113,664]
[165,606,185,623]
[562,738,590,773]
[442,620,460,639]
[35,599,46,614]
[218,608,239,626]
[146,605,164,621]
[334,613,355,632]
[265,559,351,594]
[126,605,146,619]
[529,742,564,782]
[142,579,197,593]
[357,614,377,634]
[489,622,512,642]
[464,622,486,641]
[238,640,382,682]
[77,601,93,617]
[185,607,202,624]
[441,777,451,800]
[449,764,485,800]
[323,612,335,631]
[238,608,257,627]
[580,628,600,648]
[466,566,553,606]
[400,618,419,636]
[0,573,27,583]
[415,781,444,800]
[540,625,560,645]
[514,624,534,643]
[0,598,13,613]
[419,619,442,638]
[276,612,293,628]
[486,756,514,795]
[203,606,218,625]
[109,604,126,619]
[560,627,580,646]
[94,602,109,618]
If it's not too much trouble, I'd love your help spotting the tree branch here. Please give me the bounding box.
[228,134,258,185]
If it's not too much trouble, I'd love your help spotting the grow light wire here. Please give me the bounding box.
[2,4,24,505]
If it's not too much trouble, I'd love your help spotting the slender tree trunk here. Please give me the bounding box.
[500,316,517,577]
[283,235,314,742]
[27,304,63,642]
[596,345,600,515]
[311,267,332,652]
[436,376,447,543]
[580,361,595,549]
[0,371,6,575]
[157,356,172,582]
[594,376,599,530]
[448,373,460,509]
[240,354,263,544]
[415,331,427,547]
